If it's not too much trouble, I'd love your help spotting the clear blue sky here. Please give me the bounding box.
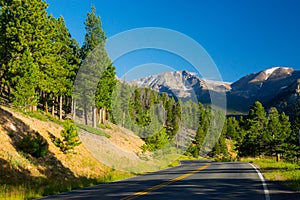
[46,0,300,82]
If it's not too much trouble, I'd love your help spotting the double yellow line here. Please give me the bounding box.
[122,162,211,200]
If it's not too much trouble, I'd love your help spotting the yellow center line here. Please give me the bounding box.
[121,162,211,200]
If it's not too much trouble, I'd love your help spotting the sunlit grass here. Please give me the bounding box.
[242,157,300,191]
[0,170,132,200]
[76,123,110,138]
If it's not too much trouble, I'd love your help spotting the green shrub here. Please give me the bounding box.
[143,128,169,151]
[19,133,48,158]
[53,120,81,153]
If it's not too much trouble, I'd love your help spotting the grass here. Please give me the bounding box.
[242,157,300,191]
[76,123,110,138]
[0,106,131,199]
[24,109,111,139]
[0,170,132,200]
[25,110,63,125]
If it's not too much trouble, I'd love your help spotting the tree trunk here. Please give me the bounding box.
[83,103,88,125]
[103,108,106,124]
[98,108,106,124]
[52,97,55,118]
[45,100,48,114]
[59,95,63,121]
[122,111,125,127]
[43,92,48,114]
[72,98,76,120]
[32,105,37,111]
[98,108,102,124]
[92,106,96,128]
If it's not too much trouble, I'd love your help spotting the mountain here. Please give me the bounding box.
[228,67,300,112]
[129,67,300,115]
[266,79,300,120]
[129,70,231,103]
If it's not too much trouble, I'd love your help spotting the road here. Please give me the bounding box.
[39,160,300,200]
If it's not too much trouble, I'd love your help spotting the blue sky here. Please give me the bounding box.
[47,0,300,82]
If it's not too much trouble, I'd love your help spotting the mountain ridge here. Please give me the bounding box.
[128,67,300,114]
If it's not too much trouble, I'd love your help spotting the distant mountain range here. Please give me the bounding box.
[129,67,300,116]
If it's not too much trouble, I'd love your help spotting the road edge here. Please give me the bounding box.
[249,163,270,200]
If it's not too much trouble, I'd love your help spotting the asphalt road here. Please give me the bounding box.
[39,160,300,200]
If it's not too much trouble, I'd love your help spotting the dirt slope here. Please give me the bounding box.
[0,106,109,181]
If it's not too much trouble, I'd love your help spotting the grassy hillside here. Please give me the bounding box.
[0,106,131,200]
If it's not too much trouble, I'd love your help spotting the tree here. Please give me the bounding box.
[225,117,240,141]
[95,64,117,124]
[186,103,209,158]
[53,120,81,153]
[266,107,290,156]
[0,0,79,119]
[239,101,268,157]
[143,128,169,151]
[277,112,291,157]
[39,16,71,119]
[0,0,50,106]
[12,48,38,111]
[50,16,80,120]
[208,133,228,159]
[77,5,116,127]
[288,117,300,162]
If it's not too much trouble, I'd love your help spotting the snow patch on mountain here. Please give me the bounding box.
[265,67,280,76]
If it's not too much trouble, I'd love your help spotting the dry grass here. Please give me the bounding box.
[0,106,131,199]
[0,105,188,199]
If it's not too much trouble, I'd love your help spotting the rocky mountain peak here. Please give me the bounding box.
[129,70,230,101]
[127,67,300,114]
[231,67,294,90]
[251,67,293,82]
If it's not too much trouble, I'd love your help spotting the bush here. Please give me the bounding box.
[19,133,48,158]
[53,120,81,153]
[143,128,169,151]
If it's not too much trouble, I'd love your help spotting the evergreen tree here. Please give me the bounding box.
[51,16,80,119]
[143,128,169,151]
[0,0,50,105]
[208,133,228,159]
[76,5,115,126]
[288,117,300,162]
[277,112,291,157]
[266,107,290,156]
[12,48,38,111]
[225,117,240,141]
[95,63,117,124]
[186,103,209,157]
[0,0,79,118]
[39,16,72,118]
[239,101,268,157]
[53,120,81,153]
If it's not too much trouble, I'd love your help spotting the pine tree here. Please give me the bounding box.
[0,0,50,105]
[239,101,268,157]
[51,16,80,120]
[53,120,81,153]
[225,117,240,141]
[76,5,115,126]
[12,48,38,111]
[95,64,117,124]
[277,112,291,157]
[288,117,300,162]
[185,103,209,158]
[39,16,70,118]
[266,107,281,155]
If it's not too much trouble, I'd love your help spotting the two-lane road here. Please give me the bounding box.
[40,161,299,200]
